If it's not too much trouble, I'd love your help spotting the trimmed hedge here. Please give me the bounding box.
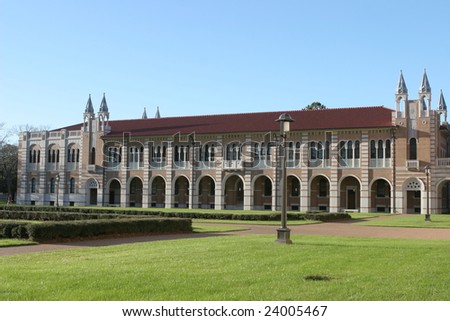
[0,222,30,239]
[0,205,351,222]
[156,212,351,221]
[24,218,192,242]
[0,210,137,221]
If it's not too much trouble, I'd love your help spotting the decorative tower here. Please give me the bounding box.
[142,107,148,119]
[155,106,161,118]
[396,70,408,116]
[83,94,95,132]
[419,69,432,115]
[98,93,110,132]
[438,90,447,124]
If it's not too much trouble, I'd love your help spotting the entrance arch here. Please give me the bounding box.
[370,178,392,213]
[173,176,190,208]
[86,178,98,206]
[287,175,301,211]
[108,179,121,206]
[340,176,361,211]
[197,176,215,209]
[436,178,450,214]
[129,177,143,207]
[224,174,244,210]
[150,176,165,208]
[310,175,330,211]
[403,177,423,214]
[253,175,272,210]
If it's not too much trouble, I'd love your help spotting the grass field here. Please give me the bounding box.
[1,234,449,301]
[0,239,37,247]
[357,214,450,228]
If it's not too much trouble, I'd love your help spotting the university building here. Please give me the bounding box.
[16,71,450,214]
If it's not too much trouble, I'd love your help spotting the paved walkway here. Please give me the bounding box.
[1,216,449,257]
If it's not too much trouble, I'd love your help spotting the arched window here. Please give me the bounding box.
[174,146,180,162]
[370,140,377,159]
[264,178,272,196]
[339,141,346,159]
[69,178,75,194]
[90,147,96,164]
[31,178,36,193]
[50,178,55,193]
[310,142,317,160]
[385,140,391,158]
[317,142,323,159]
[377,140,384,159]
[291,178,300,197]
[409,138,417,160]
[295,142,301,161]
[354,140,360,159]
[324,141,330,159]
[347,141,353,159]
[319,178,328,197]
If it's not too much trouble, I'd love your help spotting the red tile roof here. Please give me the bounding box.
[60,106,394,137]
[104,106,393,137]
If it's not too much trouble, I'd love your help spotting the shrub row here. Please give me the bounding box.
[0,222,30,239]
[0,218,192,241]
[156,211,351,221]
[0,205,160,216]
[0,205,350,222]
[0,210,135,221]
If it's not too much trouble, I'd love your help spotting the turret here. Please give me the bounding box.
[419,69,431,114]
[395,70,408,115]
[83,94,95,132]
[438,90,447,124]
[98,93,110,132]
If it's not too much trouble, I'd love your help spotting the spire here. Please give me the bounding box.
[439,90,447,111]
[396,70,408,94]
[142,107,148,119]
[419,69,431,94]
[155,106,161,118]
[99,93,108,113]
[85,94,94,114]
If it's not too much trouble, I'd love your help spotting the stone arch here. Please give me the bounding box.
[85,178,99,206]
[149,175,166,208]
[107,178,122,206]
[128,176,143,207]
[339,175,362,211]
[287,174,301,211]
[402,177,424,214]
[309,174,331,211]
[223,173,245,210]
[252,174,273,210]
[173,175,190,208]
[369,177,392,213]
[196,175,216,209]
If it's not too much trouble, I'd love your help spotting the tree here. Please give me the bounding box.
[0,143,18,201]
[304,102,327,110]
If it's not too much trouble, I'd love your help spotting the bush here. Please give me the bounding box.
[26,218,192,242]
[0,222,30,239]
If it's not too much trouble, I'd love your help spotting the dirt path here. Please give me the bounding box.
[1,216,449,257]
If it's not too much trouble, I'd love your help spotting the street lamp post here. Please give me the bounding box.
[275,113,294,244]
[424,165,431,221]
[55,174,60,207]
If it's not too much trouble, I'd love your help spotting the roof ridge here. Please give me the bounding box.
[108,105,390,122]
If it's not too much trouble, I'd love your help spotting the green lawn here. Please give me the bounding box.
[1,234,449,301]
[192,218,321,225]
[357,214,450,228]
[0,239,37,247]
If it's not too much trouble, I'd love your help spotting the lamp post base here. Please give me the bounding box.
[275,228,293,244]
[425,214,431,222]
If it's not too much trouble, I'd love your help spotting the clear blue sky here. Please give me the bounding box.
[1,0,450,133]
